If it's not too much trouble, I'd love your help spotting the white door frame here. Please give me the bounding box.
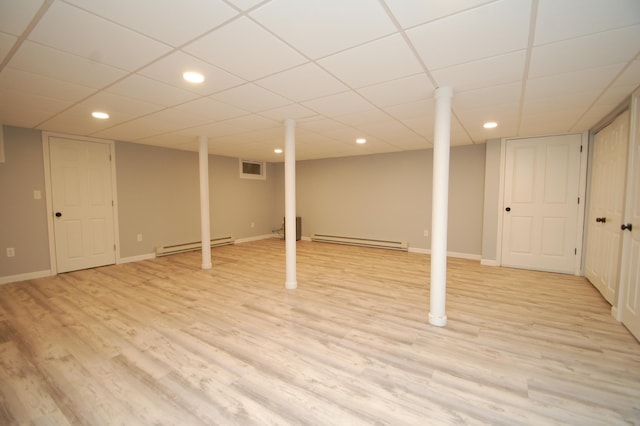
[42,132,120,275]
[496,132,589,275]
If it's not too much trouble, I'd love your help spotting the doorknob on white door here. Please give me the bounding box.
[621,223,633,231]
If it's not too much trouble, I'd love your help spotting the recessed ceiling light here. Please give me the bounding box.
[483,121,498,129]
[183,71,205,84]
[356,138,366,144]
[274,148,283,154]
[91,111,109,119]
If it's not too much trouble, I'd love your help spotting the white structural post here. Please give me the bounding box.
[284,118,297,289]
[429,86,453,327]
[199,135,212,270]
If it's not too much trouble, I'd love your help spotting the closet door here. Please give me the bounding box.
[584,111,630,304]
[620,93,640,339]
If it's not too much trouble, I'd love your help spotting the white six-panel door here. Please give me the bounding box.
[584,111,629,304]
[49,137,116,273]
[501,134,582,274]
[620,92,640,339]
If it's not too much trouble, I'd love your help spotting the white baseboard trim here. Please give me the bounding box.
[408,247,429,254]
[235,234,276,244]
[480,259,500,266]
[118,253,156,264]
[0,269,52,285]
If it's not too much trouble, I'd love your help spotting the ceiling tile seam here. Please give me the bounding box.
[568,51,640,132]
[515,0,539,136]
[378,0,470,146]
[0,0,54,72]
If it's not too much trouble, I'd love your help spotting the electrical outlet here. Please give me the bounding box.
[423,230,429,237]
[6,247,15,257]
[136,234,143,242]
[33,190,41,200]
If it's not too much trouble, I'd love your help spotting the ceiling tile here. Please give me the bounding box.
[171,121,248,139]
[383,0,495,29]
[431,51,526,93]
[529,26,640,78]
[386,99,432,121]
[250,0,396,59]
[225,0,265,11]
[535,0,640,45]
[106,74,199,107]
[358,73,434,108]
[0,68,94,102]
[173,97,248,121]
[334,109,395,127]
[302,91,376,117]
[210,83,291,113]
[40,106,135,136]
[127,108,215,134]
[9,41,127,88]
[91,121,167,141]
[64,0,239,47]
[221,114,279,131]
[318,34,423,88]
[0,32,16,63]
[0,88,70,128]
[138,51,244,95]
[453,83,521,111]
[183,17,307,81]
[28,2,171,71]
[0,0,44,36]
[407,0,531,70]
[525,64,624,99]
[79,92,165,117]
[259,103,317,122]
[256,63,348,102]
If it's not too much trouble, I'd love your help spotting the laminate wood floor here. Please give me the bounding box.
[0,239,638,425]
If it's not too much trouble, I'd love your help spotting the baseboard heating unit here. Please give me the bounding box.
[310,234,408,251]
[155,236,234,257]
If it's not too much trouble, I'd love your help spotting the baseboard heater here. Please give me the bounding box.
[155,236,234,257]
[310,234,408,251]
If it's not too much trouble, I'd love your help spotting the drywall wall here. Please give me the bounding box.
[272,143,486,256]
[0,126,50,277]
[115,141,278,259]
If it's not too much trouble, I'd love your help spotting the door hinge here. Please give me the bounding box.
[577,197,580,204]
[114,244,116,251]
[574,248,577,255]
[580,145,583,153]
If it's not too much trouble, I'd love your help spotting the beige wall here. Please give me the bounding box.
[481,139,502,262]
[273,144,487,255]
[116,141,279,258]
[0,126,50,277]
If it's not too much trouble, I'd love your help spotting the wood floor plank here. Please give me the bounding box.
[0,238,639,425]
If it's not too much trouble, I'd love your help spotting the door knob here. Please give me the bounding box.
[505,207,511,212]
[55,212,62,217]
[621,223,633,231]
[596,217,607,223]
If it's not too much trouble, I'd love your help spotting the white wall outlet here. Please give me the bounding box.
[136,234,143,242]
[33,190,41,200]
[423,230,429,237]
[6,247,15,257]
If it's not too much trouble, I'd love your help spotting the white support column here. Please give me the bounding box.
[429,86,453,327]
[284,118,297,289]
[199,135,212,270]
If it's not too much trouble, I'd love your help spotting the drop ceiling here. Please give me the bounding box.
[1,0,639,162]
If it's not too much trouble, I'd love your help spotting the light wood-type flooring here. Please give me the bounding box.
[1,239,639,425]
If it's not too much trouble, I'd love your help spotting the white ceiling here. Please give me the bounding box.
[1,0,639,162]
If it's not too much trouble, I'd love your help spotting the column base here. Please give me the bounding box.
[285,280,297,290]
[201,262,212,270]
[428,312,447,327]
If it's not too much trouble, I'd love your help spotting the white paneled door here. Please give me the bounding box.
[50,137,116,273]
[620,93,640,339]
[584,111,629,304]
[501,134,583,274]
